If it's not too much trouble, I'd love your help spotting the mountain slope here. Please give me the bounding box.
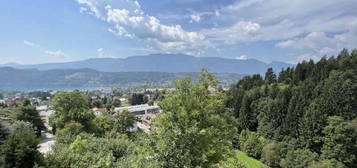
[0,67,244,90]
[3,54,294,74]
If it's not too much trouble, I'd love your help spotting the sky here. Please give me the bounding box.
[0,0,357,64]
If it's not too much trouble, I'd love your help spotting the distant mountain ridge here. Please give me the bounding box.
[1,54,294,74]
[0,67,244,90]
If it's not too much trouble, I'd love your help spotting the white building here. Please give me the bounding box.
[114,104,160,120]
[114,104,161,133]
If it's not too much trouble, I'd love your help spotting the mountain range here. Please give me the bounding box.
[1,54,294,74]
[0,67,244,90]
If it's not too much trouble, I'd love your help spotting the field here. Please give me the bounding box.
[234,150,269,168]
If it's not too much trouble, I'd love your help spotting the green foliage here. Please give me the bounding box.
[130,93,148,105]
[0,129,43,168]
[261,142,284,168]
[238,130,268,159]
[226,49,357,166]
[0,121,9,144]
[93,110,136,136]
[280,148,318,168]
[46,134,133,168]
[308,159,346,168]
[55,121,84,144]
[15,104,45,136]
[265,68,277,84]
[9,120,34,133]
[112,97,122,107]
[320,116,357,167]
[217,150,269,168]
[148,70,237,168]
[113,110,137,134]
[51,91,95,133]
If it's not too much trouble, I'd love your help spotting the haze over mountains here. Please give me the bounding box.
[1,54,293,74]
[0,67,244,90]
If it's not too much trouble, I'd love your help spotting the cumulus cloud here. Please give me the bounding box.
[74,0,357,60]
[75,0,205,55]
[23,40,35,46]
[44,50,65,57]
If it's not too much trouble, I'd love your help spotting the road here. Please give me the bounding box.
[39,132,55,153]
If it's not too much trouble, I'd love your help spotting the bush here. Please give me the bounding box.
[309,159,346,168]
[55,121,84,144]
[238,130,269,159]
[261,142,284,167]
[280,148,318,168]
[45,134,134,168]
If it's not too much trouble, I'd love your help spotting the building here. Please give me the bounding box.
[114,104,160,133]
[92,107,107,115]
[114,104,160,120]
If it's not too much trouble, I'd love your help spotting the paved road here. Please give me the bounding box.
[39,132,55,153]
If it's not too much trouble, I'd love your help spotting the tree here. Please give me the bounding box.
[148,70,237,168]
[113,110,136,134]
[265,68,277,84]
[238,130,268,159]
[56,121,84,144]
[0,129,43,168]
[51,91,95,133]
[91,99,103,108]
[261,142,284,168]
[320,117,357,167]
[15,105,45,136]
[280,148,318,168]
[112,97,122,107]
[130,93,147,105]
[298,98,327,151]
[0,121,9,144]
[318,70,357,120]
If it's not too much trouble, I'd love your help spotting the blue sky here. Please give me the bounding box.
[1,0,357,64]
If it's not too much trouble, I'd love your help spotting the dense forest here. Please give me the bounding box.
[0,49,356,168]
[225,49,357,168]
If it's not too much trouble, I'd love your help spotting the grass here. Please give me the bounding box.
[233,150,269,168]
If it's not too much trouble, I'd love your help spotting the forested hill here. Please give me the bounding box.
[0,54,293,74]
[0,67,244,90]
[226,49,357,167]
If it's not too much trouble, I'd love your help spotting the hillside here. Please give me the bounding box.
[0,67,244,90]
[1,54,293,74]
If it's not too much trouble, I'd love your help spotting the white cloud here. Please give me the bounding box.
[276,20,357,61]
[202,21,261,45]
[75,0,206,55]
[79,7,88,13]
[213,0,357,42]
[75,0,103,19]
[236,55,247,60]
[44,50,65,57]
[97,48,105,57]
[74,0,357,60]
[190,14,201,23]
[23,40,35,46]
